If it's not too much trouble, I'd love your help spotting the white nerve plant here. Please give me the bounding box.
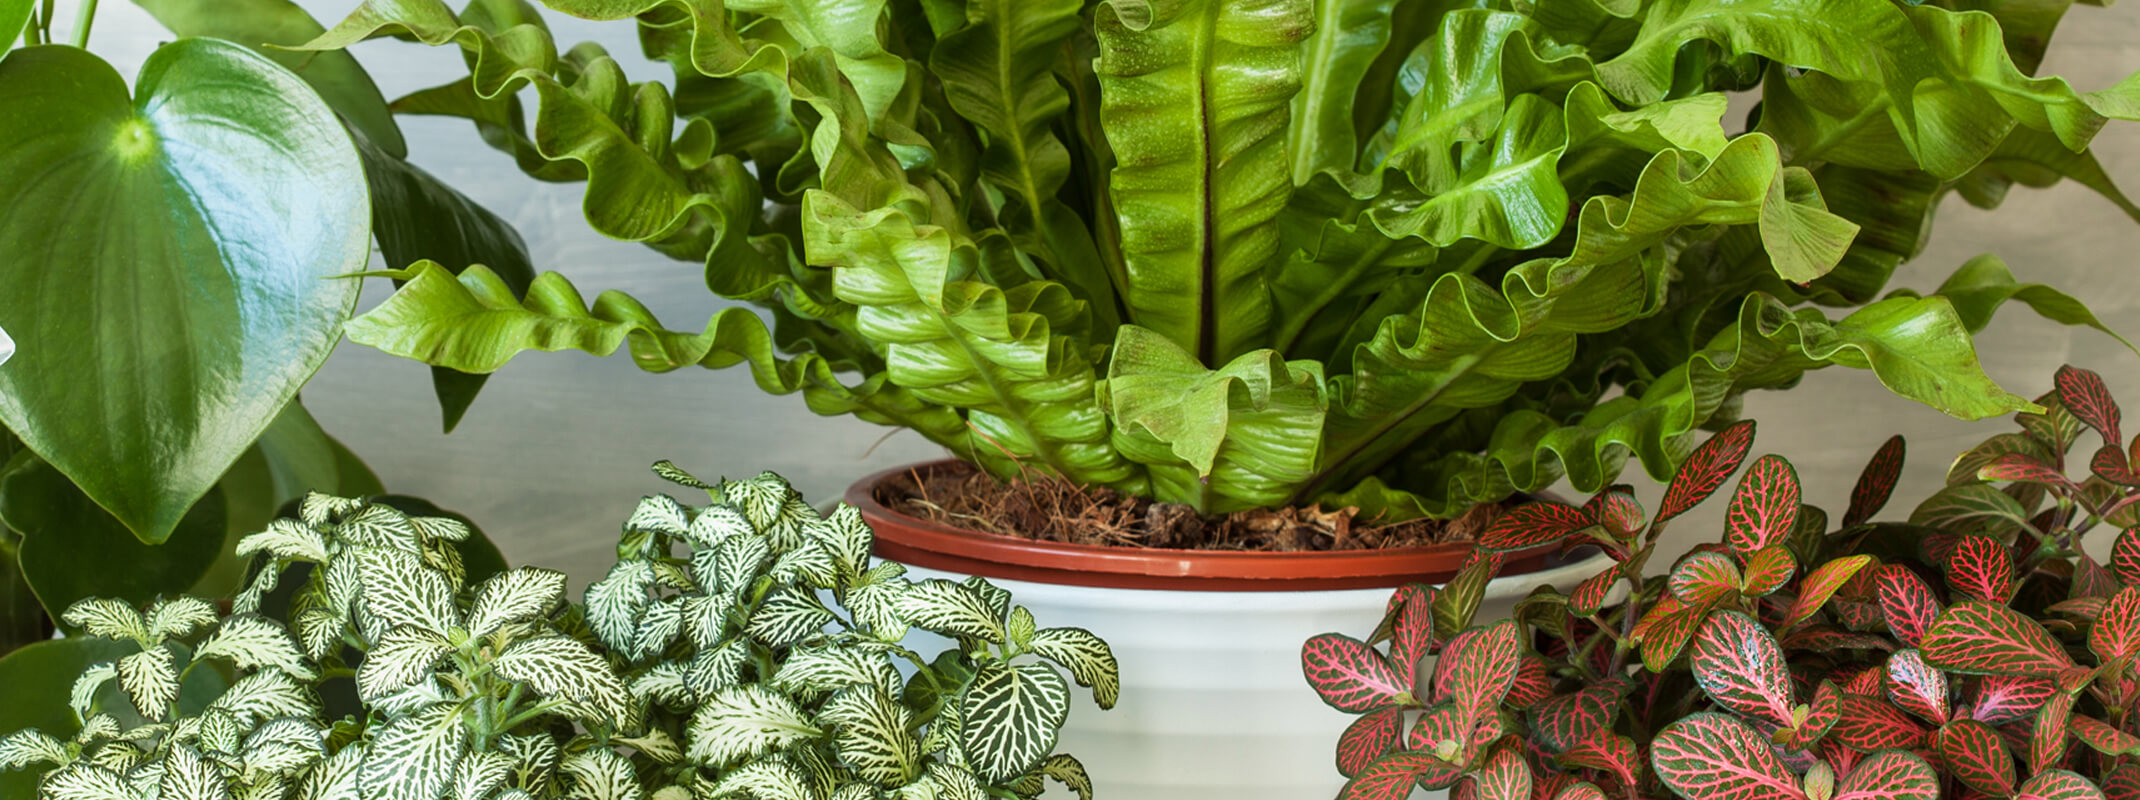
[0,463,1117,800]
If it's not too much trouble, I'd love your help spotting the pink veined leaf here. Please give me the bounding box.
[1506,656,1555,709]
[2057,666,2097,692]
[2090,587,2140,664]
[1972,674,2060,726]
[1529,680,1628,754]
[1434,620,1522,726]
[1689,611,1795,727]
[2071,714,2140,757]
[1586,489,1647,540]
[1724,455,1801,555]
[1560,733,1641,789]
[1388,586,1437,680]
[1937,718,2016,796]
[1882,649,1950,725]
[1740,547,1797,597]
[2104,764,2140,800]
[2091,446,2139,486]
[2048,597,2108,619]
[1838,666,1885,696]
[1340,749,1461,800]
[1819,741,1861,778]
[1658,420,1760,525]
[1827,693,1927,752]
[1946,535,2016,604]
[1570,569,1618,618]
[1800,682,1844,740]
[1405,705,1475,788]
[1843,435,1906,527]
[1649,712,1807,800]
[1638,594,1717,672]
[1481,501,1591,552]
[2114,527,2140,586]
[1922,601,2076,677]
[2018,769,2107,800]
[1831,750,1938,800]
[1336,707,1405,778]
[1874,565,1941,648]
[1780,626,1895,654]
[2072,556,2122,600]
[1555,783,1609,800]
[1921,530,1965,569]
[1781,555,1875,630]
[2031,692,2075,776]
[1671,551,1744,607]
[1533,772,1576,800]
[1980,453,2077,492]
[2056,365,2122,445]
[1302,633,1408,712]
[1470,748,1533,800]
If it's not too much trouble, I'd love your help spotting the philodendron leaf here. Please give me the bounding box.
[1650,712,1806,800]
[1924,601,2077,676]
[0,41,366,544]
[1689,611,1793,728]
[957,661,1070,784]
[2,453,229,629]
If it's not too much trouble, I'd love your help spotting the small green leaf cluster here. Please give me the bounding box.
[0,464,1117,800]
[1305,365,2140,800]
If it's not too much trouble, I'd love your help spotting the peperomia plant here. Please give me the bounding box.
[0,464,1116,800]
[297,0,2140,524]
[1304,365,2140,800]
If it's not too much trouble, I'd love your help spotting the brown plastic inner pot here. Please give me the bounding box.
[849,460,1566,591]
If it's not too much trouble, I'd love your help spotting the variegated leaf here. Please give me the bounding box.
[773,645,901,696]
[711,535,773,600]
[632,661,693,706]
[361,703,468,800]
[1506,656,1554,709]
[69,663,118,720]
[1881,649,1948,725]
[1831,750,1935,800]
[1530,681,1625,754]
[1946,535,2015,604]
[2113,526,2140,586]
[146,598,219,642]
[2107,764,2140,800]
[922,762,988,800]
[1649,712,1804,800]
[157,745,225,800]
[452,751,515,800]
[241,717,325,775]
[627,495,691,539]
[1587,489,1647,539]
[498,733,560,793]
[407,515,470,543]
[1936,718,2013,795]
[354,548,458,635]
[197,615,315,680]
[66,598,149,642]
[2018,769,2106,800]
[118,645,181,722]
[585,559,654,654]
[1741,547,1796,597]
[1638,594,1714,672]
[1781,555,1874,630]
[626,597,686,661]
[847,581,909,642]
[1874,565,1940,648]
[803,505,873,581]
[76,715,118,745]
[1972,674,2059,726]
[466,568,568,638]
[769,539,839,589]
[686,686,820,767]
[0,729,67,771]
[337,504,420,551]
[747,584,836,648]
[895,580,1006,643]
[958,662,1070,784]
[1561,734,1641,789]
[1659,421,1759,524]
[1336,707,1404,778]
[493,635,634,727]
[684,504,752,550]
[1671,552,1743,606]
[1570,570,1616,617]
[2056,365,2122,444]
[1843,436,1906,527]
[1340,750,1461,800]
[1827,694,1925,752]
[1028,627,1120,709]
[686,640,751,700]
[561,748,643,800]
[1924,601,2075,676]
[1480,502,1590,551]
[1470,748,1531,800]
[1434,550,1504,636]
[208,671,314,728]
[615,729,682,766]
[1978,453,2075,491]
[2072,714,2140,756]
[1690,611,1793,727]
[298,492,362,528]
[1724,455,1801,555]
[821,685,920,786]
[41,763,140,800]
[1039,754,1092,800]
[1433,620,1521,725]
[237,518,330,563]
[2090,587,2140,664]
[357,626,453,702]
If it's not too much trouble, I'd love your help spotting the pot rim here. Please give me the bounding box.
[850,459,1575,591]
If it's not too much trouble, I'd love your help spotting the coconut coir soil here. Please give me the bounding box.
[877,467,1501,552]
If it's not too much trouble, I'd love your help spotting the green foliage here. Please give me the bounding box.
[1304,364,2140,800]
[1,464,1116,800]
[313,0,2140,525]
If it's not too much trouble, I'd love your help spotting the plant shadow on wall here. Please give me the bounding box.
[0,0,529,784]
[1307,365,2140,800]
[0,466,1117,800]
[302,0,2140,531]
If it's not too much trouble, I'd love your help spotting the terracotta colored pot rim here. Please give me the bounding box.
[851,460,1573,592]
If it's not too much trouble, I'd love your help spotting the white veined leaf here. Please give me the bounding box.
[0,729,68,770]
[237,519,330,563]
[629,598,686,662]
[241,718,325,776]
[560,748,643,800]
[116,723,168,745]
[685,641,750,700]
[423,537,467,588]
[195,709,245,757]
[319,557,362,618]
[831,784,880,800]
[208,671,316,729]
[408,515,471,543]
[336,504,419,551]
[82,739,145,773]
[157,745,227,800]
[802,505,872,584]
[65,599,148,642]
[651,560,698,592]
[118,645,181,722]
[920,681,963,763]
[713,536,772,600]
[296,742,366,800]
[75,715,119,745]
[650,460,713,490]
[357,626,455,703]
[467,568,569,638]
[1006,608,1035,649]
[686,505,753,549]
[630,661,693,707]
[1026,628,1120,709]
[614,728,682,765]
[853,562,905,589]
[299,493,363,528]
[893,581,1004,643]
[1039,754,1092,800]
[705,755,810,800]
[70,664,116,721]
[685,686,820,767]
[41,762,141,800]
[956,662,1069,784]
[960,578,1011,622]
[232,776,289,800]
[746,585,835,648]
[497,734,561,792]
[721,476,790,533]
[361,703,468,800]
[584,559,654,654]
[768,540,838,589]
[845,583,908,642]
[773,646,900,696]
[126,752,167,796]
[627,495,691,540]
[231,564,281,617]
[1006,770,1044,798]
[196,615,317,680]
[146,598,220,641]
[819,685,919,786]
[354,548,459,636]
[451,751,514,800]
[293,607,346,663]
[924,762,987,800]
[492,636,635,728]
[682,594,736,650]
[792,738,840,799]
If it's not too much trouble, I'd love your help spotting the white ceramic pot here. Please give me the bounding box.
[898,551,1614,800]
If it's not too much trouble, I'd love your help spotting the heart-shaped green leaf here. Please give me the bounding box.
[0,453,228,628]
[0,41,366,544]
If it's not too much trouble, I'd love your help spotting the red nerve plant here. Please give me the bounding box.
[1304,365,2140,800]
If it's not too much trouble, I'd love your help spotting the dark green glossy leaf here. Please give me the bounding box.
[1,0,28,51]
[0,453,228,630]
[0,41,366,544]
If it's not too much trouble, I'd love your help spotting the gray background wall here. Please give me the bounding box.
[86,1,2140,586]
